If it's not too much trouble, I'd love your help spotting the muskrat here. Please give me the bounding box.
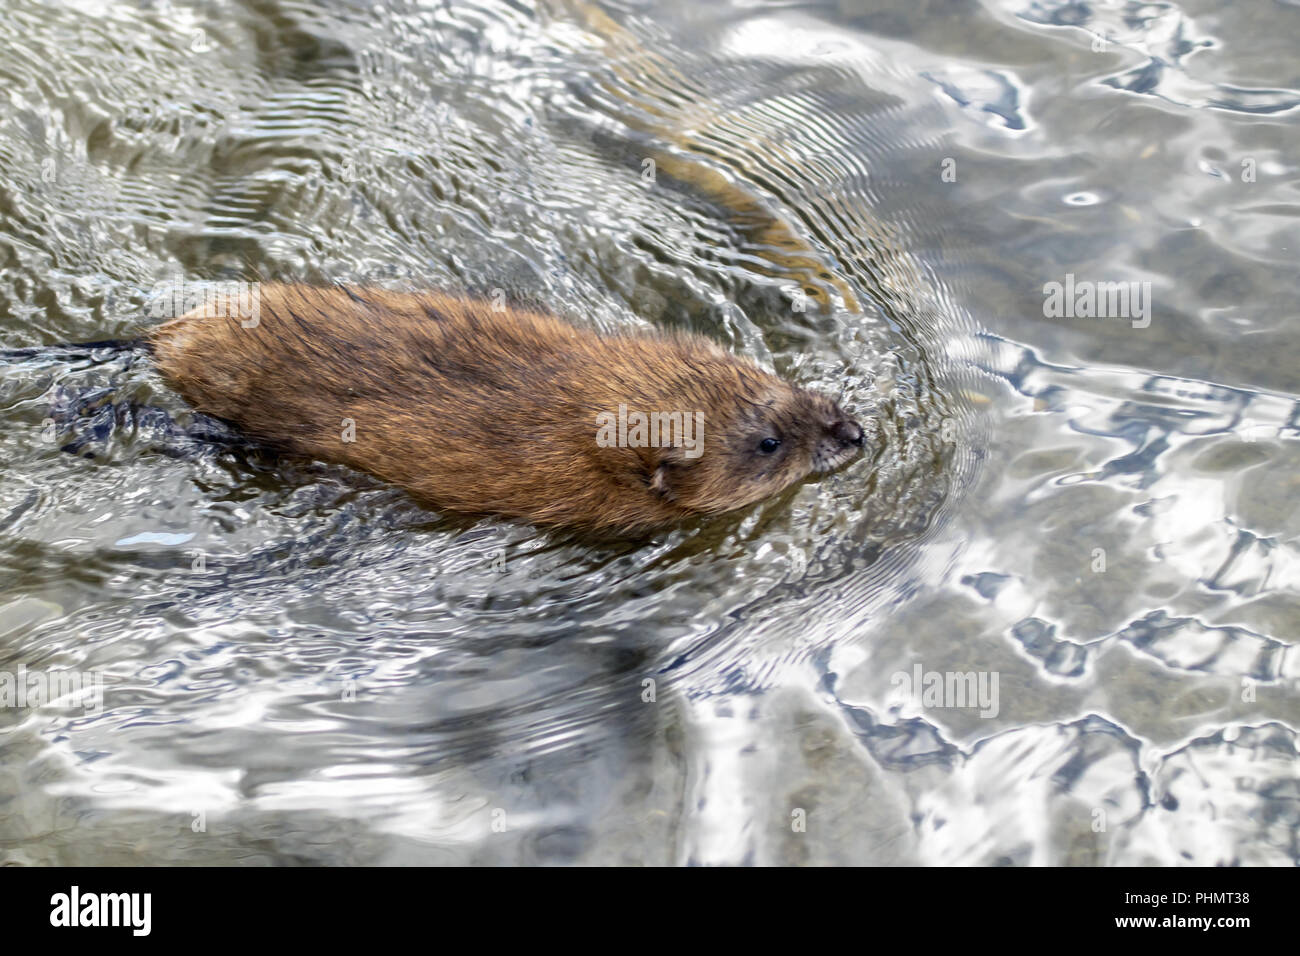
[148,283,867,532]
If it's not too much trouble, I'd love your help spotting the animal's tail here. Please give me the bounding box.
[0,337,151,362]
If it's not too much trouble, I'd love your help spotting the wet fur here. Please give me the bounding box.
[150,283,862,531]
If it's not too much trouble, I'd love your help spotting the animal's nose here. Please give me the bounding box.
[830,419,864,447]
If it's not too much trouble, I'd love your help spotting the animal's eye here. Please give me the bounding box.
[758,437,782,454]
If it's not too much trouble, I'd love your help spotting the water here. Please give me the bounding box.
[0,0,1296,865]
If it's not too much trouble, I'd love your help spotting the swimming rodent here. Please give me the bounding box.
[148,283,867,532]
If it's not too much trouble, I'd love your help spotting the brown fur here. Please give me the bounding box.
[148,283,865,531]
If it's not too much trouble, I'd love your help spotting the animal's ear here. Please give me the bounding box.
[648,446,692,501]
[649,461,674,498]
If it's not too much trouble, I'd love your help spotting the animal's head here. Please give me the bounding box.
[644,359,869,516]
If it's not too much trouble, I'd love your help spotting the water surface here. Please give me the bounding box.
[0,0,1297,864]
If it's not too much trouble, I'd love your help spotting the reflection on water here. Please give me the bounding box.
[0,0,1297,864]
